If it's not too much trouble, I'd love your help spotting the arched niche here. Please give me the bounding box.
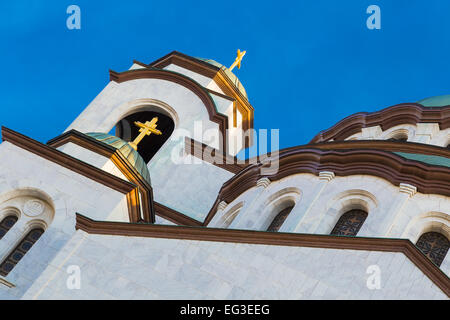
[111,100,177,163]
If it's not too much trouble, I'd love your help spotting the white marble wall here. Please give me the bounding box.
[18,231,447,300]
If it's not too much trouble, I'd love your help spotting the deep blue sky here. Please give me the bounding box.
[1,1,450,150]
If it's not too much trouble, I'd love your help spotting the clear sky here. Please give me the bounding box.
[1,0,450,151]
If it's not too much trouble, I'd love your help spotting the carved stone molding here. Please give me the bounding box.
[319,171,335,182]
[399,183,417,197]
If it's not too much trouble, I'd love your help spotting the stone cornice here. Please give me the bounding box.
[76,213,450,298]
[310,103,450,143]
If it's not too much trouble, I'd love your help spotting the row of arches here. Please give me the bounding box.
[266,206,449,267]
[217,181,450,268]
[264,204,450,266]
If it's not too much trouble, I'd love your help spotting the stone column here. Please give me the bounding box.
[280,171,335,233]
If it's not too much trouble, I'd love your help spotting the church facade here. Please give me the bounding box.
[0,51,448,299]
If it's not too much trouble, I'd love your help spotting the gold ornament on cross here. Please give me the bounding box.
[229,49,246,72]
[129,117,162,151]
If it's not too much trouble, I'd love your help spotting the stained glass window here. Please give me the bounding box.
[0,228,44,277]
[330,209,368,236]
[267,205,294,232]
[0,216,18,240]
[416,232,449,267]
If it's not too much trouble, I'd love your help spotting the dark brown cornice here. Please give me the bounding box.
[1,127,149,223]
[305,140,450,158]
[147,51,220,78]
[217,148,450,205]
[47,130,155,223]
[109,67,229,154]
[310,103,450,143]
[185,137,246,174]
[76,213,450,297]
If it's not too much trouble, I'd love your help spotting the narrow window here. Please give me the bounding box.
[0,216,18,240]
[416,232,449,267]
[0,228,44,276]
[330,209,368,236]
[267,205,294,232]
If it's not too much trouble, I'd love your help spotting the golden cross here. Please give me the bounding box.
[229,49,246,72]
[129,117,162,151]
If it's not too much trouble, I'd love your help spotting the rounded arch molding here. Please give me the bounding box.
[402,211,450,243]
[109,68,229,151]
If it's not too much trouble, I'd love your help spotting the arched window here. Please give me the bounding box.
[0,216,18,240]
[0,227,44,276]
[115,110,175,163]
[267,205,294,232]
[330,209,368,236]
[416,232,450,267]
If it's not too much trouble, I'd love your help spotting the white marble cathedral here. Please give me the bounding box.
[0,51,449,299]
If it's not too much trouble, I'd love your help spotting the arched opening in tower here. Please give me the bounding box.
[115,111,175,163]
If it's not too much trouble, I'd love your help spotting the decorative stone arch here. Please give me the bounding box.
[380,124,415,142]
[0,186,59,277]
[320,189,378,235]
[257,187,301,231]
[101,98,181,134]
[216,202,244,228]
[401,211,450,243]
[0,178,68,229]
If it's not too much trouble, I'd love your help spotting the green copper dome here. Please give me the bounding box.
[417,95,450,107]
[86,132,151,184]
[195,57,248,100]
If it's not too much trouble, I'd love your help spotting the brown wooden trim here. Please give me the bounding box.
[153,201,202,227]
[75,213,450,297]
[145,51,254,148]
[185,137,245,174]
[1,127,150,223]
[47,130,155,223]
[310,103,450,143]
[109,67,229,155]
[205,87,235,102]
[2,127,136,194]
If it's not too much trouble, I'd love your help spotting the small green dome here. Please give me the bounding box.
[86,132,151,184]
[195,57,248,100]
[417,95,450,107]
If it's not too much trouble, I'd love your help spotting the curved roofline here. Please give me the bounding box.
[198,146,450,226]
[310,103,450,143]
[109,67,229,154]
